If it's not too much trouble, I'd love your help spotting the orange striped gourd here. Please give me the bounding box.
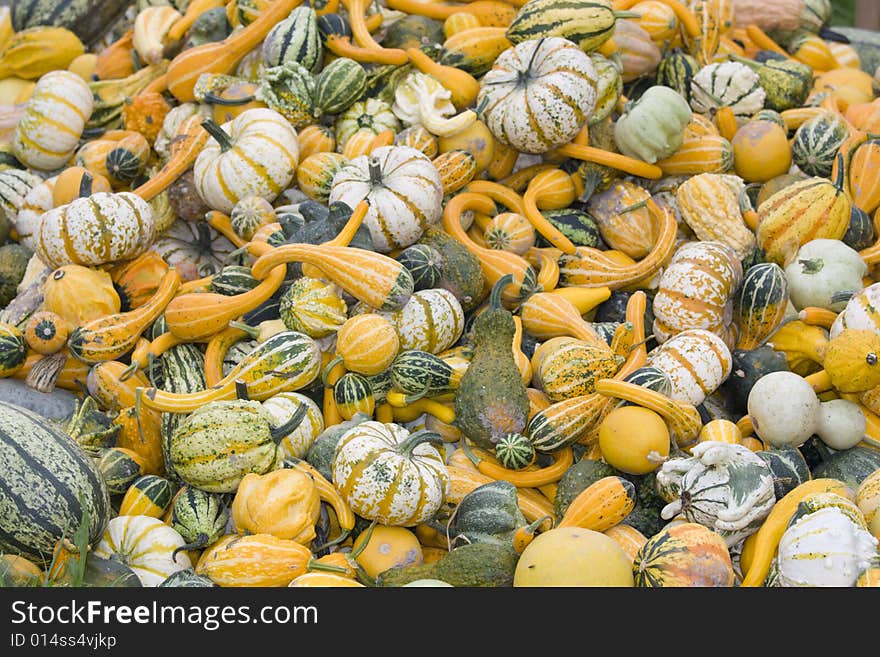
[586,179,655,259]
[331,313,400,376]
[556,476,637,531]
[847,139,880,215]
[657,118,733,175]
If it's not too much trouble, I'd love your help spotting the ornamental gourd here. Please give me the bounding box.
[193,108,299,214]
[614,85,692,164]
[388,288,465,355]
[658,441,776,547]
[689,61,766,123]
[331,421,449,527]
[279,277,348,339]
[476,37,597,154]
[633,522,735,587]
[93,516,190,587]
[34,192,156,269]
[232,468,320,544]
[675,174,756,261]
[328,145,443,253]
[784,239,867,312]
[647,328,733,405]
[12,70,92,171]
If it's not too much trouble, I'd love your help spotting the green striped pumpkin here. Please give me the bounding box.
[333,98,400,152]
[97,447,145,496]
[494,432,536,470]
[365,369,394,405]
[333,372,375,421]
[160,343,207,482]
[689,61,766,122]
[791,112,849,178]
[169,485,229,551]
[0,168,41,222]
[261,5,323,72]
[0,400,110,564]
[655,49,700,100]
[209,265,260,297]
[395,244,443,291]
[538,341,625,401]
[314,57,368,117]
[119,475,175,518]
[505,0,619,52]
[0,323,27,377]
[843,206,875,252]
[538,208,603,248]
[735,262,789,351]
[390,349,460,397]
[279,277,348,339]
[159,569,217,587]
[620,366,673,401]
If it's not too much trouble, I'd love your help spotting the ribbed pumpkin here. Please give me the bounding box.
[279,277,348,339]
[791,112,849,179]
[331,421,449,527]
[633,522,734,587]
[755,169,851,266]
[632,0,679,45]
[333,313,401,376]
[646,328,733,405]
[652,241,742,344]
[586,180,654,260]
[735,263,789,351]
[657,117,733,176]
[12,70,92,171]
[93,516,190,587]
[193,108,299,214]
[388,288,465,355]
[476,36,597,154]
[484,212,536,255]
[675,173,755,260]
[296,151,347,204]
[329,145,443,253]
[334,98,400,151]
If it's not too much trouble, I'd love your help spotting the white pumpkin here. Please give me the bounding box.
[34,191,156,269]
[814,399,867,451]
[690,61,766,122]
[12,175,55,252]
[193,107,299,214]
[331,421,449,527]
[747,371,820,447]
[776,501,878,587]
[389,288,465,354]
[0,168,43,225]
[263,391,325,460]
[476,36,598,154]
[646,328,733,405]
[658,441,776,547]
[93,515,191,587]
[784,239,867,312]
[12,71,93,172]
[328,145,443,253]
[830,282,880,338]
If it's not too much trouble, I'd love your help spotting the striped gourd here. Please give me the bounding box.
[118,475,175,518]
[298,124,335,159]
[538,341,625,402]
[334,98,400,151]
[93,515,190,587]
[169,485,229,551]
[395,125,438,159]
[12,70,93,171]
[646,328,732,405]
[735,263,789,350]
[34,191,156,269]
[633,522,734,587]
[589,52,623,125]
[313,57,367,116]
[652,240,742,343]
[261,5,322,72]
[0,323,27,377]
[139,331,322,413]
[632,0,678,44]
[441,26,513,77]
[494,432,535,470]
[689,61,766,123]
[209,265,260,296]
[0,168,41,222]
[97,447,147,495]
[170,399,287,493]
[675,173,756,260]
[333,372,375,420]
[433,150,477,196]
[159,343,207,480]
[484,212,535,255]
[830,283,880,338]
[526,393,606,452]
[657,121,733,175]
[389,288,465,354]
[0,400,110,564]
[681,0,720,66]
[505,0,619,52]
[539,208,602,248]
[279,277,348,339]
[847,139,880,215]
[391,349,462,397]
[586,180,655,259]
[329,145,443,253]
[655,49,700,99]
[334,313,401,376]
[620,366,673,402]
[261,392,324,460]
[395,244,443,291]
[755,172,850,266]
[614,16,661,83]
[296,151,347,203]
[12,174,54,252]
[476,36,597,154]
[792,112,849,179]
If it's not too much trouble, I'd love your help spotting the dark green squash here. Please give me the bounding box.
[184,7,232,49]
[810,445,880,488]
[0,244,33,307]
[11,0,132,46]
[169,486,229,553]
[655,49,700,99]
[843,206,875,252]
[453,275,530,450]
[376,541,519,587]
[96,447,144,496]
[390,349,459,398]
[158,568,218,587]
[305,412,372,482]
[719,345,790,416]
[381,14,445,51]
[418,225,486,312]
[536,208,603,249]
[448,480,528,548]
[209,265,260,296]
[396,243,443,291]
[756,445,812,499]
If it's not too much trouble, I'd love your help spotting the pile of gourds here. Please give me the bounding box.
[1,0,880,589]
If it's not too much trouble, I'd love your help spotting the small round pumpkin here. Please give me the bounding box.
[598,405,671,475]
[732,119,792,183]
[352,525,423,579]
[24,310,69,355]
[279,277,348,339]
[334,313,400,376]
[494,432,536,470]
[633,522,735,587]
[230,196,276,241]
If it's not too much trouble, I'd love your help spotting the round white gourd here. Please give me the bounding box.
[814,399,867,451]
[747,371,820,447]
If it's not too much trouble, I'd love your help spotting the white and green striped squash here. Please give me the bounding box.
[169,485,229,551]
[314,57,367,117]
[658,441,776,547]
[262,392,324,460]
[477,36,598,154]
[331,421,449,527]
[689,61,766,123]
[159,343,207,481]
[261,5,323,72]
[334,98,400,151]
[390,349,461,397]
[93,515,191,587]
[12,70,93,172]
[0,400,110,564]
[279,277,348,339]
[34,191,156,269]
[494,432,536,470]
[333,372,375,421]
[328,145,443,253]
[505,0,619,53]
[735,262,790,351]
[791,111,850,178]
[193,108,299,214]
[388,287,465,354]
[0,168,42,225]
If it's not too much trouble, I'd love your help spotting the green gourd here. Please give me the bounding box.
[453,274,530,450]
[375,541,519,587]
[417,225,486,312]
[448,480,528,548]
[169,485,230,554]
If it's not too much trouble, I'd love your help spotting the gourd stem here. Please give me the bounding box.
[618,199,649,214]
[234,379,250,401]
[311,529,351,553]
[306,557,352,574]
[172,533,208,560]
[367,157,383,187]
[202,92,256,106]
[459,436,481,467]
[612,10,641,18]
[350,520,377,559]
[227,320,260,339]
[728,53,760,70]
[489,273,515,311]
[269,403,309,442]
[396,428,443,457]
[321,355,344,387]
[201,119,234,152]
[833,152,847,192]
